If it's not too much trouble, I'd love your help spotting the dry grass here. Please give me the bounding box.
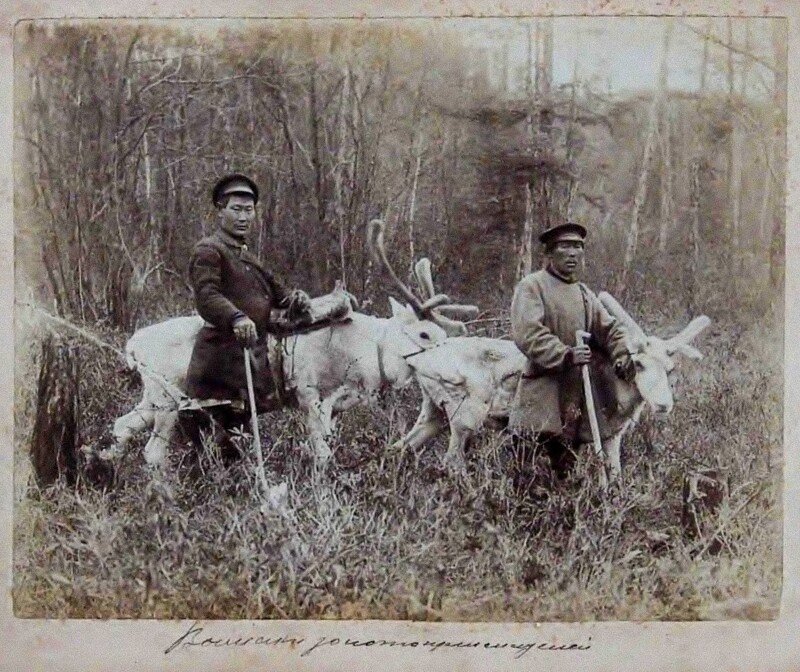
[12,316,782,621]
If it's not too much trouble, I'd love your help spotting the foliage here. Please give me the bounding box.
[13,315,781,620]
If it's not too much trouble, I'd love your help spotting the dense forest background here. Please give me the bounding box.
[15,18,786,331]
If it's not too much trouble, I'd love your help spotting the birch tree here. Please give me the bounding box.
[616,19,672,298]
[657,103,676,254]
[515,20,537,281]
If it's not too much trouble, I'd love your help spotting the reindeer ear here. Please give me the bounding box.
[625,331,645,354]
[388,296,406,318]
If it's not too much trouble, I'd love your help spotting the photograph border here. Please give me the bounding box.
[2,1,797,670]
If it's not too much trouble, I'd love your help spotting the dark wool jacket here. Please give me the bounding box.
[509,266,630,444]
[186,230,290,405]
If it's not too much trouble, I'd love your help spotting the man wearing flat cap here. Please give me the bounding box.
[509,221,635,483]
[185,173,310,447]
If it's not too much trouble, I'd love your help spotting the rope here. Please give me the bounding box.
[21,303,188,406]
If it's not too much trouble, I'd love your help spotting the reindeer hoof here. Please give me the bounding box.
[94,444,122,462]
[442,453,466,475]
[313,445,333,465]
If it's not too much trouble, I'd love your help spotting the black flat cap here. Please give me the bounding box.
[538,222,588,246]
[212,173,260,205]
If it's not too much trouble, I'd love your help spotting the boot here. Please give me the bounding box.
[544,436,577,481]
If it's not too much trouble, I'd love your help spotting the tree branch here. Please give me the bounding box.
[677,19,778,74]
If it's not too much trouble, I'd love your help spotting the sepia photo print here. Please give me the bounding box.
[11,11,785,628]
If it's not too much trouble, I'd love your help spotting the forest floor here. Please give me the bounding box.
[12,311,782,621]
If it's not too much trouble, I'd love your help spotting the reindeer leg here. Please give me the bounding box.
[303,397,334,464]
[603,434,623,486]
[442,425,471,474]
[441,397,488,474]
[109,402,156,458]
[143,410,178,468]
[113,403,155,446]
[395,395,445,451]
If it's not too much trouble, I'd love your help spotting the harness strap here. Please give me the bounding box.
[268,336,290,408]
[376,325,432,393]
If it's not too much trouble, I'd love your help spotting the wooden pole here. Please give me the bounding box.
[243,347,270,498]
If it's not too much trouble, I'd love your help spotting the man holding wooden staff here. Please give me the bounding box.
[185,173,311,459]
[509,222,636,487]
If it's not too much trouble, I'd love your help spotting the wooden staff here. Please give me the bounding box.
[243,347,269,496]
[575,330,607,488]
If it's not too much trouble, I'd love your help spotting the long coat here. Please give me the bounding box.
[185,230,290,407]
[509,267,630,444]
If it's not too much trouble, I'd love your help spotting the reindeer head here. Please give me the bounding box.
[368,219,479,338]
[598,292,711,416]
[387,295,448,348]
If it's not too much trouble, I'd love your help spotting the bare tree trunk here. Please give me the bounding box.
[524,21,533,107]
[617,20,672,298]
[729,23,751,255]
[407,153,421,267]
[759,132,773,242]
[334,64,350,285]
[501,39,509,94]
[658,103,676,253]
[700,19,711,91]
[533,20,541,96]
[516,19,540,281]
[516,182,535,280]
[308,64,327,290]
[726,18,737,250]
[541,18,553,98]
[687,20,710,313]
[563,44,582,220]
[30,335,80,487]
[732,21,751,256]
[769,19,786,297]
[688,157,702,314]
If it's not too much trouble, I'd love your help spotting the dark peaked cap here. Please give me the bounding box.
[538,222,588,246]
[212,174,260,205]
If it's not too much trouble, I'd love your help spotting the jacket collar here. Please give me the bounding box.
[545,264,579,284]
[214,229,249,252]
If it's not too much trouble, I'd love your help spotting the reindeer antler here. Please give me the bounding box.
[414,259,437,300]
[598,291,647,347]
[435,304,480,319]
[368,219,476,336]
[414,258,480,319]
[368,219,427,317]
[665,315,711,359]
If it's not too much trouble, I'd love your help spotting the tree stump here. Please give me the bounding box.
[29,334,80,487]
[681,468,729,555]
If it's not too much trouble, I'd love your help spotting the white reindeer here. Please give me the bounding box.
[107,222,474,469]
[395,290,711,485]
